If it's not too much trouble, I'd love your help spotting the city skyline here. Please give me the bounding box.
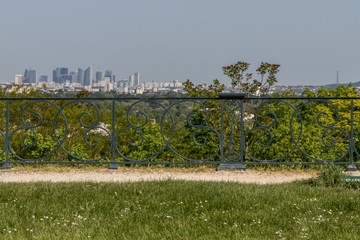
[1,1,360,86]
[14,66,145,84]
[10,65,360,97]
[12,65,346,87]
[13,66,187,94]
[13,66,180,86]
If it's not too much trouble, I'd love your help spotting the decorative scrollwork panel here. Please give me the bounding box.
[0,97,359,169]
[114,99,220,162]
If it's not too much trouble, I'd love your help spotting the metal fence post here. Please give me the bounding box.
[239,99,245,168]
[347,99,357,171]
[2,100,12,169]
[220,99,224,162]
[108,100,118,170]
[217,93,246,171]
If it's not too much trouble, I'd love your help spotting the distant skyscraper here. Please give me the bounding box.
[105,70,115,83]
[23,68,37,83]
[60,68,68,75]
[134,72,140,86]
[52,67,63,83]
[28,70,37,83]
[105,70,112,77]
[69,71,77,83]
[53,69,58,83]
[51,67,76,84]
[96,71,103,82]
[39,75,48,82]
[84,66,92,86]
[129,75,134,87]
[56,68,60,79]
[336,70,339,85]
[78,68,84,85]
[15,74,23,84]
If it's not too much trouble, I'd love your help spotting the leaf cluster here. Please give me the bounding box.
[222,61,280,95]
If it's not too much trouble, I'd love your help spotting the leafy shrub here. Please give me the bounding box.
[67,144,90,161]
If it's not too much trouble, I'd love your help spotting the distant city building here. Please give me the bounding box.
[69,71,77,83]
[152,80,159,88]
[52,66,95,85]
[52,68,59,83]
[96,71,103,82]
[134,72,140,86]
[173,80,182,87]
[119,79,128,88]
[23,68,37,83]
[78,68,84,85]
[84,66,92,86]
[52,67,71,84]
[105,70,115,83]
[60,68,68,75]
[15,74,23,85]
[13,68,186,94]
[104,70,112,77]
[39,75,48,82]
[128,75,134,87]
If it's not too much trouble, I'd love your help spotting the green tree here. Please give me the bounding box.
[222,61,280,95]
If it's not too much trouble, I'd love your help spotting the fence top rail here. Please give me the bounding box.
[0,96,359,101]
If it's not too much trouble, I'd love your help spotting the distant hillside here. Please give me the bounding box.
[321,81,360,90]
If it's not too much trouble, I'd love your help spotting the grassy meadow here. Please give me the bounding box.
[0,179,359,239]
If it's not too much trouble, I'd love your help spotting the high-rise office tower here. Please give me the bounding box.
[78,68,84,85]
[134,72,140,86]
[24,69,29,82]
[23,68,37,83]
[129,75,134,87]
[52,69,58,83]
[69,71,77,83]
[15,74,23,84]
[105,70,112,77]
[53,67,70,83]
[96,71,103,82]
[55,68,60,81]
[105,70,115,83]
[39,75,48,82]
[29,70,37,83]
[84,66,92,86]
[60,68,68,75]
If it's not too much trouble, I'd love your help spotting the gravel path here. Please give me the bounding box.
[0,169,317,184]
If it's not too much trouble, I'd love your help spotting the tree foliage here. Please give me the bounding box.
[222,61,280,95]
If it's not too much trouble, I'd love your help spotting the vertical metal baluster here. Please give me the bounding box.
[217,98,246,171]
[238,99,246,170]
[347,99,356,171]
[2,100,11,169]
[220,99,224,162]
[109,100,118,169]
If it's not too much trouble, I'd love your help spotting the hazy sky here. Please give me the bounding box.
[1,0,359,86]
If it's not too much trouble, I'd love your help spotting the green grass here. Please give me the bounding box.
[0,181,360,239]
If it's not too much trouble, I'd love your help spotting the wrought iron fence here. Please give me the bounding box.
[1,96,360,170]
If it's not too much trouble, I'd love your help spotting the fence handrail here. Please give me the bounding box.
[0,96,359,100]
